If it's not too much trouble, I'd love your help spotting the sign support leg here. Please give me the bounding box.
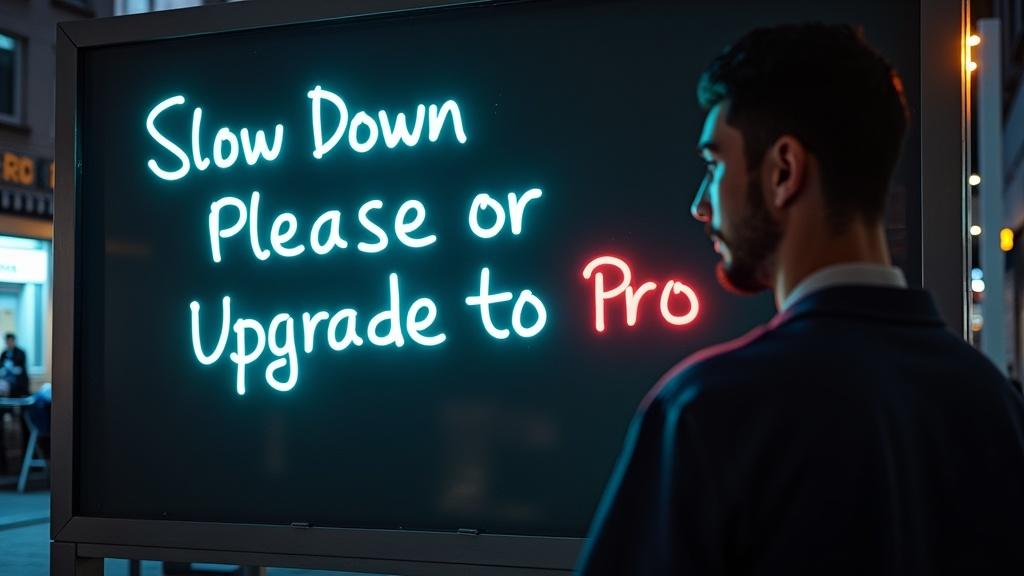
[51,542,103,576]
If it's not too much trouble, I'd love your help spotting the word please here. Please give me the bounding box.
[582,256,700,332]
[190,273,445,395]
[209,192,435,263]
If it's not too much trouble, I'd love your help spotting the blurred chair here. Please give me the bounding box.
[0,395,35,489]
[18,393,49,492]
[0,383,51,492]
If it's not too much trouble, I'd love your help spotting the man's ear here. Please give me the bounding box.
[766,135,806,210]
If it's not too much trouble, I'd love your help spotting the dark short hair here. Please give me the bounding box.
[5,333,14,340]
[698,23,909,227]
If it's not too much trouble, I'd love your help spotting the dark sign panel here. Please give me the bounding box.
[59,0,933,571]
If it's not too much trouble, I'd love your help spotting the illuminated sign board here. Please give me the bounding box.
[1,151,53,191]
[80,27,760,534]
[56,0,933,573]
[0,247,47,284]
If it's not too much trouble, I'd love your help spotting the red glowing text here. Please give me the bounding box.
[582,256,699,333]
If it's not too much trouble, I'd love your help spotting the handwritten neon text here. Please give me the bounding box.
[582,256,699,332]
[146,95,284,181]
[308,85,467,159]
[468,188,543,239]
[465,267,547,340]
[189,275,446,394]
[208,192,436,263]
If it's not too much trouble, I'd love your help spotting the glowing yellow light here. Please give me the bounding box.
[969,174,981,186]
[967,60,978,72]
[970,225,982,236]
[971,314,983,332]
[968,34,981,47]
[1002,228,1015,252]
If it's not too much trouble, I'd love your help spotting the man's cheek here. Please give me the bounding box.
[709,187,723,230]
[711,184,729,232]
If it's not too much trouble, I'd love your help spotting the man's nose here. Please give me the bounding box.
[691,178,711,223]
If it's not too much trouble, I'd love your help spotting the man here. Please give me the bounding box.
[1,332,29,397]
[576,24,1024,575]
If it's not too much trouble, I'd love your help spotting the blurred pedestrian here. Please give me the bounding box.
[0,333,29,398]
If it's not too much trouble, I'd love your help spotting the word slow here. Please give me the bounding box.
[146,95,284,181]
[189,273,445,395]
[582,256,700,332]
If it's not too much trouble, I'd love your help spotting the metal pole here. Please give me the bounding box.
[920,0,968,336]
[978,18,1008,375]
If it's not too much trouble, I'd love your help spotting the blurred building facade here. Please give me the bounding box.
[114,0,227,15]
[975,1,1024,382]
[1002,1,1024,381]
[0,0,114,390]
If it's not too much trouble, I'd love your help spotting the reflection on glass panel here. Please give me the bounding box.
[0,33,17,118]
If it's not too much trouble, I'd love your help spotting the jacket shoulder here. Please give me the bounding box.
[645,323,785,411]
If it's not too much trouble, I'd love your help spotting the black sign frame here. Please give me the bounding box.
[51,0,968,574]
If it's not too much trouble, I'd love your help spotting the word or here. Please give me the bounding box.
[465,267,547,339]
[190,273,446,395]
[468,188,543,239]
[308,85,467,159]
[582,256,699,332]
[208,191,436,263]
[146,95,284,181]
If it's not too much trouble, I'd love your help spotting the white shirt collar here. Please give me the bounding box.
[780,262,908,312]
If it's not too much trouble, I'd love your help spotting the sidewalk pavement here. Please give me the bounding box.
[1,488,53,575]
[0,487,49,530]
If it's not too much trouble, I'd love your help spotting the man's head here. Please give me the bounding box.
[692,23,909,293]
[5,333,14,351]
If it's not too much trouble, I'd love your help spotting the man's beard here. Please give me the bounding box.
[711,176,781,294]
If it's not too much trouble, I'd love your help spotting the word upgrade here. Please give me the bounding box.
[189,275,446,396]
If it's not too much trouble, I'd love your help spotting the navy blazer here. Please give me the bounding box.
[577,286,1024,575]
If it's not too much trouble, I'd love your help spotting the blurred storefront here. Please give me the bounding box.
[0,0,114,388]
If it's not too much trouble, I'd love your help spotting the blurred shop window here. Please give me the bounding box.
[0,236,50,375]
[116,0,224,16]
[55,0,94,13]
[0,32,23,126]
